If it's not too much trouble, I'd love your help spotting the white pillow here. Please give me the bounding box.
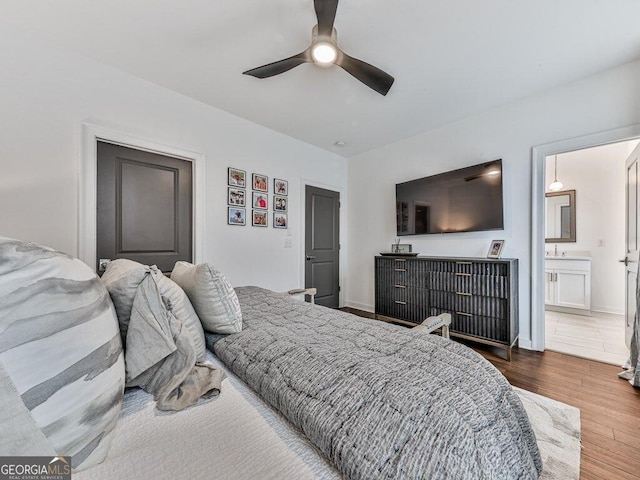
[171,262,243,334]
[102,259,206,362]
[0,237,125,471]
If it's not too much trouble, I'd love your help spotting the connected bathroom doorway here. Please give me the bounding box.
[541,140,639,364]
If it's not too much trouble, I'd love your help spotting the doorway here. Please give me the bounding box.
[541,140,639,364]
[304,185,340,308]
[79,123,204,271]
[96,141,193,273]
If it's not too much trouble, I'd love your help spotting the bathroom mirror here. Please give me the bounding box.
[545,190,576,243]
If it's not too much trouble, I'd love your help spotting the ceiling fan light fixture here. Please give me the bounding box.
[311,42,337,65]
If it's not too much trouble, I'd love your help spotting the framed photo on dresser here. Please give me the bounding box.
[487,240,505,258]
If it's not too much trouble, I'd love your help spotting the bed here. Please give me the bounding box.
[0,238,543,479]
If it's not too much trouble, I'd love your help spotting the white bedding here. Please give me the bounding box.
[74,352,341,480]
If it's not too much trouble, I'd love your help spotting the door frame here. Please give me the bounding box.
[530,124,640,351]
[79,123,205,269]
[299,178,346,307]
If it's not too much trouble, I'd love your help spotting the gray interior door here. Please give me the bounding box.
[624,142,640,347]
[97,141,193,273]
[305,185,340,308]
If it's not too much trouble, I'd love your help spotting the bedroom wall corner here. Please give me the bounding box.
[0,24,348,295]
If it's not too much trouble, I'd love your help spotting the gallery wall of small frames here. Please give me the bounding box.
[227,167,288,229]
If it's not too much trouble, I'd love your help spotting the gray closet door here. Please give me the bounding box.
[305,185,340,308]
[97,141,193,273]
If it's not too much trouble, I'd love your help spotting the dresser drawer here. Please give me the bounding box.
[429,307,508,343]
[378,285,428,305]
[376,258,427,288]
[429,260,508,277]
[376,297,429,324]
[429,290,506,318]
[427,272,508,298]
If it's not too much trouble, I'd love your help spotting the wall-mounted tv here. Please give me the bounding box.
[396,160,504,236]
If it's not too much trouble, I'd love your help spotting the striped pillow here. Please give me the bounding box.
[171,261,243,334]
[0,237,125,471]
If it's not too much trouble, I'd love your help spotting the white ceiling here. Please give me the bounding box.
[2,0,640,156]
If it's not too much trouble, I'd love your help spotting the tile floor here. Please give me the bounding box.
[545,309,629,366]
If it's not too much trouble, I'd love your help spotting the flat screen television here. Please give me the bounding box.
[396,159,504,235]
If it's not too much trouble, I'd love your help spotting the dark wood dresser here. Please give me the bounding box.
[374,256,519,360]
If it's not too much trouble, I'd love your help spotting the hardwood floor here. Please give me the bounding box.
[342,308,640,479]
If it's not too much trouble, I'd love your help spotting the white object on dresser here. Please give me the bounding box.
[545,257,591,311]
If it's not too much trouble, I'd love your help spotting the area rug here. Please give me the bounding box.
[515,387,581,480]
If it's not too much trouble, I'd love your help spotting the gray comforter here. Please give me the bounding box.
[207,287,542,480]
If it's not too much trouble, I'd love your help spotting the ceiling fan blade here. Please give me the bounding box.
[243,50,311,79]
[336,50,394,96]
[314,0,339,37]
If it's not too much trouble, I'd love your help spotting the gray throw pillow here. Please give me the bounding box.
[102,259,206,363]
[0,237,125,471]
[171,262,243,334]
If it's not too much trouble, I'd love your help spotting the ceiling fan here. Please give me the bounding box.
[243,0,394,96]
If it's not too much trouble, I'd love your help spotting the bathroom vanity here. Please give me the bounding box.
[545,256,591,312]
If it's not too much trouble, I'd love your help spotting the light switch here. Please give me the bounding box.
[284,237,293,248]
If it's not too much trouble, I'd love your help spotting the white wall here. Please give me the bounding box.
[346,59,640,347]
[0,25,347,295]
[544,141,639,314]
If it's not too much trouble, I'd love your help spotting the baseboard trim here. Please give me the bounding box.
[344,301,374,313]
[591,306,624,316]
[518,338,534,351]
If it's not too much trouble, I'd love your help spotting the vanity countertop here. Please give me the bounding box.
[545,255,591,261]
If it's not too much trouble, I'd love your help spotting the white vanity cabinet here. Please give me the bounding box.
[545,258,591,311]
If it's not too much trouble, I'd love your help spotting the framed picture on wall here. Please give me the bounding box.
[252,210,268,227]
[228,187,246,206]
[252,173,268,192]
[228,167,246,187]
[274,195,287,211]
[228,207,246,226]
[487,240,505,258]
[252,192,268,210]
[274,178,288,196]
[274,213,288,229]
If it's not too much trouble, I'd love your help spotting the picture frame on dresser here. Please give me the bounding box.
[487,240,505,259]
